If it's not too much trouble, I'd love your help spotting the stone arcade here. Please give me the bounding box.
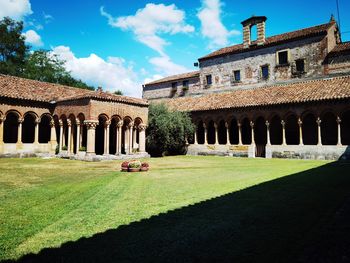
[143,16,350,159]
[0,75,149,160]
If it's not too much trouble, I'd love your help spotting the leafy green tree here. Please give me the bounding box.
[23,50,94,90]
[146,103,195,157]
[114,90,123,95]
[0,17,29,76]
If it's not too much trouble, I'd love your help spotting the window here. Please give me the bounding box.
[171,82,177,89]
[234,70,241,82]
[206,75,212,85]
[182,80,189,88]
[295,59,305,73]
[277,50,289,65]
[261,65,269,80]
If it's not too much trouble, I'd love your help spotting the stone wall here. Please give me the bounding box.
[143,77,200,101]
[198,36,328,93]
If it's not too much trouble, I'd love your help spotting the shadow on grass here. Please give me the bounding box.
[8,161,350,263]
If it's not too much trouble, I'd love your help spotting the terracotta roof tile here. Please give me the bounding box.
[199,22,334,61]
[165,75,350,112]
[0,74,148,106]
[144,71,199,86]
[329,41,350,56]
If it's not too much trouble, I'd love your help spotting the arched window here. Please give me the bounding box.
[22,113,36,143]
[285,114,299,145]
[270,115,282,145]
[207,121,215,145]
[229,118,239,145]
[321,112,337,145]
[303,113,317,145]
[218,120,227,145]
[197,121,205,144]
[4,112,19,143]
[39,115,51,143]
[241,118,251,145]
[254,117,266,145]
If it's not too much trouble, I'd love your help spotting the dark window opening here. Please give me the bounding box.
[182,80,189,88]
[206,75,212,85]
[171,82,177,89]
[296,59,305,72]
[261,65,269,80]
[234,70,241,81]
[278,51,288,65]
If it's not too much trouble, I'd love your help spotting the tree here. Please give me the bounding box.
[146,103,195,157]
[23,50,94,90]
[0,17,29,76]
[114,90,123,95]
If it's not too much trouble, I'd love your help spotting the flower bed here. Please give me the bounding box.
[121,160,149,172]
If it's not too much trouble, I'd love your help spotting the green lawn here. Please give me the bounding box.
[0,156,349,262]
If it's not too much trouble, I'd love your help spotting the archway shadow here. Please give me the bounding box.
[8,161,350,263]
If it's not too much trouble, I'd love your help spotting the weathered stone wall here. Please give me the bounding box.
[143,77,200,101]
[198,36,328,93]
[0,99,52,119]
[326,54,350,74]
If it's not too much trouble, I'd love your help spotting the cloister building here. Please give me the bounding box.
[143,16,350,159]
[0,74,149,159]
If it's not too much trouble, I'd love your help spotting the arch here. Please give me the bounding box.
[218,120,226,144]
[254,116,267,145]
[109,118,117,154]
[39,114,51,143]
[111,114,122,122]
[121,116,133,154]
[197,120,205,144]
[229,118,239,145]
[77,113,87,151]
[302,113,317,145]
[23,111,38,119]
[95,115,109,155]
[321,112,337,145]
[22,113,36,143]
[270,115,282,145]
[241,117,251,145]
[341,110,350,145]
[285,114,299,145]
[5,110,21,119]
[134,117,143,126]
[3,111,19,143]
[207,120,215,144]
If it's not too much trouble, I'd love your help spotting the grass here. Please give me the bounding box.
[0,156,349,262]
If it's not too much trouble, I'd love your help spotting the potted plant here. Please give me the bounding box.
[140,162,149,172]
[121,161,129,172]
[128,160,141,172]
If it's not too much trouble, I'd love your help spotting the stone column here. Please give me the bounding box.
[76,120,81,152]
[194,127,198,145]
[250,121,255,145]
[316,117,322,146]
[225,122,230,145]
[59,120,63,152]
[281,120,286,146]
[128,122,134,154]
[116,121,123,155]
[133,127,137,149]
[85,121,98,155]
[34,118,40,144]
[67,120,72,154]
[238,122,242,145]
[138,124,147,153]
[203,123,208,145]
[17,118,24,144]
[0,116,5,143]
[49,119,57,152]
[104,121,110,155]
[214,123,219,145]
[298,118,303,146]
[337,116,342,146]
[265,120,271,146]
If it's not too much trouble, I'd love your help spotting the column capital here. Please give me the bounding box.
[128,121,134,128]
[250,121,254,128]
[336,116,341,124]
[35,118,41,124]
[138,124,147,131]
[203,123,207,129]
[214,123,218,129]
[265,120,270,127]
[225,122,229,128]
[18,117,24,124]
[50,120,55,127]
[281,120,286,127]
[117,120,124,128]
[76,119,81,125]
[316,117,322,126]
[0,116,5,123]
[67,119,72,127]
[84,120,99,130]
[59,120,64,126]
[105,120,111,127]
[297,118,303,126]
[237,122,242,127]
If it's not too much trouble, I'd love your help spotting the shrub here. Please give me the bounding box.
[79,146,86,151]
[62,146,67,151]
[121,161,129,168]
[128,160,141,169]
[147,103,195,157]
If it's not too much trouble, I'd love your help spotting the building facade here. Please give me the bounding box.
[0,75,149,159]
[143,16,350,160]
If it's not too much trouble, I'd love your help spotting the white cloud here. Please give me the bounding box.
[144,74,164,85]
[100,4,194,55]
[149,55,190,76]
[51,46,142,97]
[23,30,43,46]
[197,0,240,48]
[43,12,53,23]
[0,0,32,20]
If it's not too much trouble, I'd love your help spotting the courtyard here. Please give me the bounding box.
[1,156,350,262]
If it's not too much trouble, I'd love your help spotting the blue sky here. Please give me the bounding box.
[1,0,349,97]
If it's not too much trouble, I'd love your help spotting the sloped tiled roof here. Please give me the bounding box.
[165,75,350,112]
[144,71,199,86]
[0,74,148,106]
[199,22,334,61]
[328,41,350,56]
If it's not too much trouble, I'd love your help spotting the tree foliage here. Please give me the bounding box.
[0,17,94,90]
[114,90,123,95]
[0,17,28,76]
[146,103,195,157]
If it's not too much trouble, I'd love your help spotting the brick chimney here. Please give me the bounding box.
[241,16,267,48]
[97,86,103,92]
